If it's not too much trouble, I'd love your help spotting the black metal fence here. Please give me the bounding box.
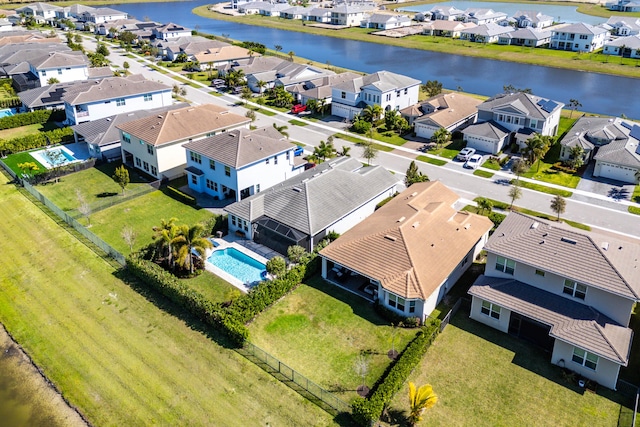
[439,297,465,332]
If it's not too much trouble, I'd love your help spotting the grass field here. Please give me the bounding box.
[513,179,574,197]
[416,155,447,166]
[388,314,630,427]
[0,174,336,426]
[181,270,239,304]
[248,277,417,401]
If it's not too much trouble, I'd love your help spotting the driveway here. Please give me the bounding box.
[576,163,636,202]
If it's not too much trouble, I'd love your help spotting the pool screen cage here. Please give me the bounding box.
[254,217,309,255]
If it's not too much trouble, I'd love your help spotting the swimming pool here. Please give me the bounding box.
[207,247,266,285]
[31,146,80,169]
[0,108,14,118]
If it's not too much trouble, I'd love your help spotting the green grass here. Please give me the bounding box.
[629,206,640,216]
[371,128,407,146]
[521,160,581,189]
[146,64,167,74]
[389,314,628,426]
[620,305,640,385]
[473,169,494,178]
[256,108,277,116]
[632,185,640,204]
[0,122,59,140]
[482,158,501,171]
[1,152,46,176]
[180,271,239,304]
[428,138,466,159]
[288,119,308,126]
[0,174,335,426]
[248,277,417,402]
[172,76,201,88]
[512,180,573,197]
[336,133,366,144]
[416,155,447,166]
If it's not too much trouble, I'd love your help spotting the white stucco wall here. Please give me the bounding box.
[551,339,621,390]
[67,90,172,125]
[34,65,88,86]
[469,295,511,333]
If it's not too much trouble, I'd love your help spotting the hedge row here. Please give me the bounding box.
[163,185,197,206]
[0,109,64,130]
[0,127,75,156]
[351,320,441,426]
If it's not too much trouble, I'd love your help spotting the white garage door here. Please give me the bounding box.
[599,163,637,184]
[465,136,495,155]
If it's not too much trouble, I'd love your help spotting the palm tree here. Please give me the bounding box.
[362,104,382,124]
[432,127,451,149]
[523,133,552,172]
[173,224,213,275]
[476,197,493,215]
[341,145,351,157]
[568,145,585,170]
[152,218,180,269]
[317,98,327,117]
[256,80,267,94]
[313,140,337,162]
[408,382,438,426]
[272,123,289,138]
[550,195,566,221]
[287,50,295,61]
[568,98,582,119]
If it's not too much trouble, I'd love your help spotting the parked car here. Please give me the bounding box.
[456,147,476,161]
[211,79,225,87]
[464,154,483,169]
[294,146,304,156]
[291,104,307,114]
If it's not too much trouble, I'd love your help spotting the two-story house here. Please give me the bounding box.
[406,92,481,138]
[463,92,563,154]
[550,23,609,52]
[460,23,514,43]
[511,10,554,29]
[79,7,128,24]
[360,13,412,30]
[463,8,507,25]
[320,181,492,321]
[183,126,306,202]
[468,212,640,390]
[330,5,371,26]
[152,23,192,41]
[16,2,62,25]
[331,70,421,120]
[27,51,90,86]
[63,74,172,125]
[117,103,250,180]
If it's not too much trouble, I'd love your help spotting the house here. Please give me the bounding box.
[117,104,250,180]
[421,20,476,38]
[247,61,335,93]
[559,116,632,165]
[320,181,492,321]
[331,70,421,120]
[464,92,563,153]
[468,212,640,390]
[280,6,307,20]
[593,121,640,183]
[425,6,466,21]
[406,92,481,138]
[62,74,173,125]
[27,51,90,87]
[183,126,306,202]
[194,45,257,70]
[224,156,399,253]
[550,23,609,52]
[460,23,515,44]
[238,2,288,17]
[330,5,371,26]
[360,13,412,30]
[286,71,361,106]
[79,7,128,24]
[162,36,229,61]
[607,0,640,12]
[71,103,187,160]
[498,27,552,47]
[603,35,640,58]
[302,7,332,24]
[16,3,62,24]
[152,23,192,41]
[511,10,554,29]
[19,80,85,111]
[463,8,507,25]
[605,16,640,36]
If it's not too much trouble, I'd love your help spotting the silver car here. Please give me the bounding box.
[456,147,476,161]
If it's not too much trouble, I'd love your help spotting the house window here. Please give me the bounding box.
[147,144,153,155]
[535,269,545,277]
[225,166,231,177]
[572,347,598,370]
[190,151,201,164]
[231,215,236,226]
[530,119,538,129]
[579,34,588,40]
[266,157,269,164]
[404,88,408,95]
[42,70,47,76]
[57,68,63,75]
[481,300,501,319]
[135,157,141,167]
[122,133,131,143]
[143,161,149,172]
[144,94,152,102]
[341,91,346,99]
[206,178,217,190]
[274,155,278,165]
[388,294,405,312]
[151,165,157,176]
[243,220,248,232]
[256,184,260,193]
[116,98,125,107]
[209,159,216,170]
[286,151,290,160]
[563,280,587,300]
[409,300,416,314]
[495,256,515,275]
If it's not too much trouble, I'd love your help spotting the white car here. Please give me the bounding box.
[456,147,476,161]
[464,154,483,169]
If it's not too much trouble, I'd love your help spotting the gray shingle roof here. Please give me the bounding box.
[594,139,640,167]
[224,157,399,236]
[333,70,420,93]
[62,74,171,105]
[29,51,88,69]
[469,275,632,365]
[553,22,608,36]
[463,120,510,139]
[485,212,640,300]
[479,92,563,120]
[560,116,629,149]
[18,80,79,108]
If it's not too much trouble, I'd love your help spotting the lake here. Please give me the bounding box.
[112,0,640,119]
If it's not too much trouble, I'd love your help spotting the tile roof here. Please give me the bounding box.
[485,212,640,300]
[62,74,171,105]
[116,103,250,146]
[225,157,399,236]
[552,22,609,35]
[29,51,88,69]
[183,126,293,168]
[333,70,420,93]
[320,181,492,300]
[461,23,514,37]
[469,276,632,365]
[194,45,255,64]
[594,139,640,168]
[414,93,481,128]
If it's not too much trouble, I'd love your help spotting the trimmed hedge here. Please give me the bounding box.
[163,185,197,206]
[0,109,64,130]
[351,320,441,426]
[0,126,74,156]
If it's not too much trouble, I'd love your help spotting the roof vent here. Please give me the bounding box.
[412,221,420,228]
[411,191,418,197]
[561,237,577,245]
[464,223,471,229]
[530,221,539,229]
[602,242,609,251]
[106,117,111,121]
[384,235,396,242]
[292,187,302,192]
[397,216,405,223]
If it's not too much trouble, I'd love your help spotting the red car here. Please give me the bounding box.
[291,104,307,114]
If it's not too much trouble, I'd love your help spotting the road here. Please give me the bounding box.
[88,36,640,238]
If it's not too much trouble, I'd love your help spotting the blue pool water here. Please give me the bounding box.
[0,109,13,118]
[207,247,266,284]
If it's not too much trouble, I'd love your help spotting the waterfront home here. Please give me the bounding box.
[225,156,399,253]
[238,2,288,17]
[95,19,158,38]
[63,74,172,125]
[421,20,476,38]
[152,23,192,41]
[280,6,307,20]
[460,23,514,44]
[603,35,640,58]
[550,23,609,52]
[462,121,511,155]
[247,61,335,93]
[605,16,640,36]
[498,27,552,47]
[463,8,507,25]
[194,45,257,70]
[330,4,372,26]
[117,104,250,180]
[183,126,305,202]
[360,13,412,30]
[162,37,229,61]
[468,212,640,390]
[78,7,128,24]
[16,2,62,25]
[320,181,491,322]
[330,70,420,120]
[510,10,554,29]
[607,0,640,12]
[302,7,332,24]
[425,6,465,21]
[287,71,361,106]
[405,92,481,138]
[0,41,69,80]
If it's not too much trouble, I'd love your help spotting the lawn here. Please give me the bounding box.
[0,174,335,426]
[388,314,630,427]
[0,123,48,140]
[428,138,466,160]
[181,270,239,304]
[1,151,46,176]
[512,179,573,197]
[473,169,494,179]
[416,155,447,166]
[632,185,640,204]
[248,277,418,402]
[521,150,581,189]
[481,158,501,171]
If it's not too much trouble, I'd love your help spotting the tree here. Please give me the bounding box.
[256,80,267,94]
[312,140,337,162]
[17,162,39,177]
[287,50,295,61]
[241,86,252,101]
[568,98,582,119]
[340,146,351,157]
[121,225,137,253]
[287,245,308,264]
[550,195,566,221]
[353,353,370,394]
[405,160,429,187]
[96,43,110,56]
[351,117,372,134]
[476,197,493,215]
[422,80,443,97]
[112,165,130,196]
[362,104,383,124]
[123,61,130,71]
[266,256,286,277]
[568,145,584,170]
[511,157,528,181]
[245,110,256,122]
[268,85,293,108]
[173,223,213,275]
[88,52,109,67]
[384,109,401,131]
[47,77,60,85]
[175,52,189,63]
[274,44,282,54]
[76,189,92,226]
[272,123,289,138]
[152,218,180,269]
[523,134,552,172]
[118,30,137,47]
[508,182,522,210]
[408,382,438,426]
[432,127,451,149]
[306,98,318,115]
[361,141,378,166]
[503,84,532,94]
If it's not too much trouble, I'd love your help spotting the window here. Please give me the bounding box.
[341,91,346,99]
[274,155,278,165]
[495,256,515,275]
[147,144,153,155]
[151,165,157,176]
[256,184,260,193]
[572,347,598,370]
[191,174,197,185]
[243,220,248,232]
[231,215,236,226]
[409,300,416,314]
[396,91,400,98]
[42,70,47,76]
[535,269,545,277]
[210,159,216,170]
[190,151,201,164]
[404,88,408,95]
[206,179,217,191]
[286,151,290,160]
[116,98,125,107]
[563,280,587,300]
[122,133,131,143]
[143,94,152,102]
[266,157,269,164]
[388,294,405,312]
[481,300,501,319]
[135,157,141,167]
[57,68,62,75]
[224,166,231,177]
[579,34,588,40]
[143,161,149,172]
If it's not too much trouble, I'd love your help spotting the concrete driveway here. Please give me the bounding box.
[577,163,636,202]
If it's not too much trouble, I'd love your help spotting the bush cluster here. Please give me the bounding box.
[0,109,63,130]
[488,211,506,228]
[552,162,577,174]
[373,302,420,328]
[0,126,74,156]
[163,185,197,205]
[351,320,441,426]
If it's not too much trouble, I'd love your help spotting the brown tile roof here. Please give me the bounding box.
[116,103,250,147]
[485,212,640,300]
[469,276,632,365]
[320,181,493,300]
[414,93,482,128]
[194,45,256,64]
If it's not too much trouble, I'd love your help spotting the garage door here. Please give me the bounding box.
[331,104,355,120]
[465,136,495,155]
[598,163,637,184]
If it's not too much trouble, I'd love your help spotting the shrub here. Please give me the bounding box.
[0,109,63,130]
[266,256,286,277]
[0,126,74,156]
[488,212,506,228]
[163,185,197,206]
[373,302,421,327]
